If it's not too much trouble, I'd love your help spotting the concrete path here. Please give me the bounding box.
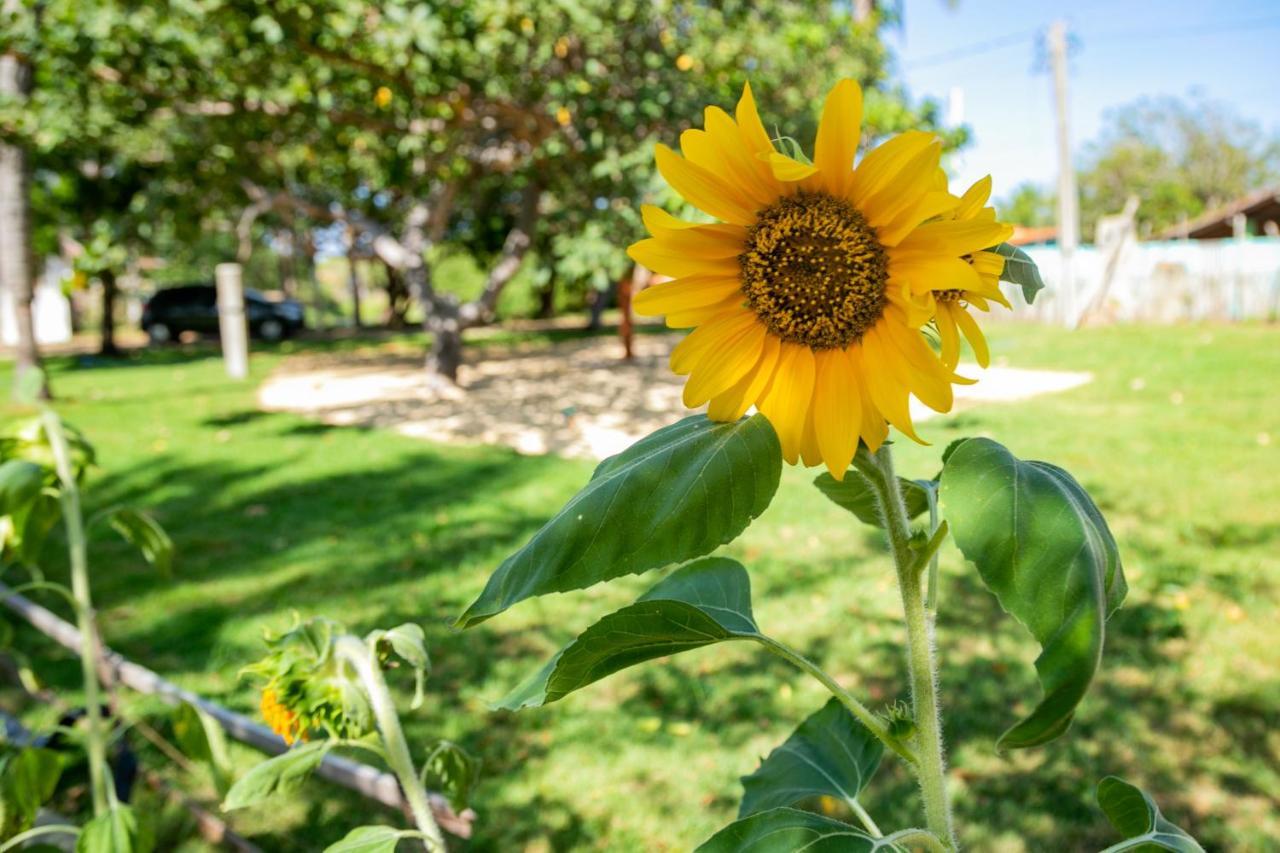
[258,334,1091,460]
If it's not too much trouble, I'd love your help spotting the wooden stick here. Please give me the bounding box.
[0,582,474,839]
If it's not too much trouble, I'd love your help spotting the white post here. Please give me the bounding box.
[215,262,249,379]
[1048,20,1080,328]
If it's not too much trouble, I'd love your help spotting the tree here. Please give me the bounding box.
[1079,94,1280,237]
[999,181,1056,228]
[0,0,46,398]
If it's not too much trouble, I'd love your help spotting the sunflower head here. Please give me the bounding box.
[629,79,1012,479]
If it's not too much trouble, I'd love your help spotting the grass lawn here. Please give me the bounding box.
[2,322,1277,851]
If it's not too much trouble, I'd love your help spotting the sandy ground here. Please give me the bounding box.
[258,333,1092,460]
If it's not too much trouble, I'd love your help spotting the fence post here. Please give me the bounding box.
[215,263,249,379]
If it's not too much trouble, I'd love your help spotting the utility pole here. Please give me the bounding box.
[1047,20,1080,327]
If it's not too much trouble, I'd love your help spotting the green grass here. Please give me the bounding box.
[2,323,1277,851]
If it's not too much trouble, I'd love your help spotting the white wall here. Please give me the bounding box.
[0,257,73,346]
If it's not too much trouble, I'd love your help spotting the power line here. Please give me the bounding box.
[900,15,1280,70]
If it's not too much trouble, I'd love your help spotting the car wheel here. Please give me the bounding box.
[147,323,173,345]
[258,319,285,342]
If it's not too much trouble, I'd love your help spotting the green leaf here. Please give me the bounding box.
[420,740,479,813]
[813,470,933,528]
[370,623,430,710]
[0,747,62,835]
[222,741,331,810]
[76,805,154,853]
[0,460,45,516]
[458,414,781,628]
[172,701,233,796]
[10,494,61,567]
[695,807,878,852]
[992,242,1045,304]
[103,507,174,576]
[323,825,415,853]
[739,698,883,819]
[496,557,760,710]
[940,438,1127,749]
[1096,777,1204,852]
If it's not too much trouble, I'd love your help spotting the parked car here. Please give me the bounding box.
[141,284,305,344]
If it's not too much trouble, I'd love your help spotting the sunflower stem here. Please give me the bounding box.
[333,635,446,852]
[861,443,957,849]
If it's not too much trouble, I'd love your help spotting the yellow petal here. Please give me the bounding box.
[670,309,758,375]
[799,405,823,468]
[950,302,991,368]
[862,329,924,444]
[890,254,985,296]
[627,238,741,278]
[813,79,862,199]
[849,345,888,452]
[735,81,776,161]
[849,131,936,206]
[860,138,942,231]
[765,151,819,183]
[664,294,744,329]
[704,106,782,204]
[708,333,781,420]
[683,321,767,407]
[813,348,861,479]
[876,191,961,247]
[955,175,993,220]
[757,342,816,464]
[640,205,748,245]
[655,144,757,226]
[633,274,741,316]
[896,218,1014,256]
[879,316,953,413]
[936,304,961,370]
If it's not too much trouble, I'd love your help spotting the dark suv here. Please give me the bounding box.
[142,284,305,344]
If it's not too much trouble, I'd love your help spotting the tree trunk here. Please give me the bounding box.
[99,268,119,356]
[425,298,463,381]
[382,261,410,328]
[535,272,556,319]
[344,226,362,329]
[586,281,612,331]
[0,27,48,399]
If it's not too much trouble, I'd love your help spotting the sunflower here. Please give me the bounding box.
[260,686,307,745]
[923,176,1013,370]
[628,79,1012,479]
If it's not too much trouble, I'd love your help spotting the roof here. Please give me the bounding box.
[1157,185,1280,240]
[1008,225,1057,246]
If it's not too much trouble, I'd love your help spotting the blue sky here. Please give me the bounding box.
[887,0,1280,199]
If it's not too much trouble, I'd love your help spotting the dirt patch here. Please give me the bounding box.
[258,334,1091,460]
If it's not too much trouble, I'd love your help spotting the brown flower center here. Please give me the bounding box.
[935,289,964,304]
[740,192,888,350]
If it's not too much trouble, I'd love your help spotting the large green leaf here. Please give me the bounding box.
[992,242,1045,304]
[222,742,331,810]
[695,807,879,852]
[0,747,62,837]
[0,460,44,517]
[812,470,933,528]
[77,805,154,853]
[739,698,883,819]
[102,507,174,577]
[940,438,1126,749]
[458,415,780,628]
[1096,777,1204,852]
[496,557,761,710]
[420,740,479,813]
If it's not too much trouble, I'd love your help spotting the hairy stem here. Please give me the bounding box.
[334,636,446,852]
[42,409,110,818]
[860,444,956,848]
[757,635,917,766]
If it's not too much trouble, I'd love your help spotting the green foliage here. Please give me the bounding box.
[1095,777,1204,852]
[812,470,933,528]
[695,807,879,852]
[323,825,423,853]
[0,747,63,840]
[222,742,331,812]
[458,415,781,627]
[998,182,1056,228]
[369,623,431,710]
[992,243,1045,305]
[497,558,761,709]
[0,460,44,517]
[738,698,883,820]
[940,438,1126,749]
[99,507,174,577]
[76,805,154,853]
[420,740,479,813]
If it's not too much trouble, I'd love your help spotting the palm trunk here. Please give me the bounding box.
[0,34,47,399]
